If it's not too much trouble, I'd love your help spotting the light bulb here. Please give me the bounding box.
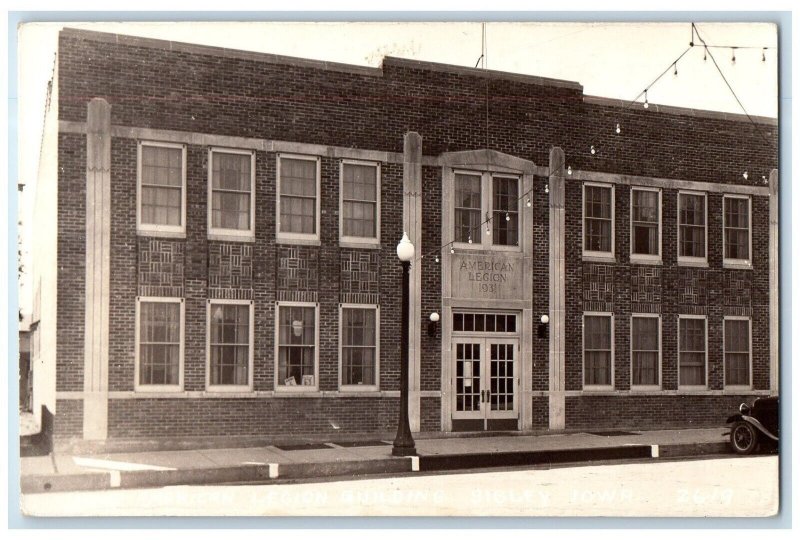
[743,171,748,180]
[526,198,532,208]
[567,166,572,176]
[505,212,510,222]
[486,226,491,236]
[673,63,678,76]
[435,255,439,263]
[703,48,707,61]
[450,247,455,254]
[643,90,649,109]
[762,48,766,62]
[615,123,621,134]
[732,48,736,64]
[544,184,550,194]
[468,235,472,244]
[590,145,596,155]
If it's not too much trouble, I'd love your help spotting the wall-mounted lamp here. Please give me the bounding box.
[538,314,550,339]
[428,312,440,337]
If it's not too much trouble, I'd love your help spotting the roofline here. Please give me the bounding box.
[60,27,777,125]
[584,95,778,126]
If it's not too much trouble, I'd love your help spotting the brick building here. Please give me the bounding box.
[30,28,779,447]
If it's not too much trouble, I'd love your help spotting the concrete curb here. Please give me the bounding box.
[20,442,731,494]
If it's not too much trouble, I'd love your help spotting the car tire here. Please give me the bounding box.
[730,421,759,455]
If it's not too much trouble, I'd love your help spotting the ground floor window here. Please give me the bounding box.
[340,305,379,389]
[631,315,660,387]
[724,318,751,387]
[679,316,707,387]
[276,302,318,389]
[583,313,613,388]
[136,297,183,390]
[208,301,253,389]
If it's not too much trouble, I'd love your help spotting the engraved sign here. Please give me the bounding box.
[451,253,523,300]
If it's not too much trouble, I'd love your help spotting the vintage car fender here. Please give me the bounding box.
[726,414,778,441]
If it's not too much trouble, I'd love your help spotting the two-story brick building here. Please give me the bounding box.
[30,28,778,448]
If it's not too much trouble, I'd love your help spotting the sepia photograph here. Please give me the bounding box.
[13,16,782,521]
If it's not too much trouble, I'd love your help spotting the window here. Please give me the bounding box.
[583,313,613,388]
[631,188,661,260]
[492,176,519,246]
[678,192,707,262]
[208,149,255,239]
[452,312,517,333]
[340,305,379,389]
[276,302,318,390]
[135,298,183,390]
[207,301,253,390]
[340,161,380,244]
[723,195,751,264]
[725,318,751,387]
[583,184,614,257]
[631,315,660,387]
[679,316,707,388]
[277,155,320,242]
[454,173,482,244]
[453,171,521,248]
[137,142,186,236]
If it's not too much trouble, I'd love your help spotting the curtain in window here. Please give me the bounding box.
[454,174,481,243]
[632,317,658,385]
[209,304,249,385]
[141,146,182,226]
[341,308,377,385]
[725,319,750,386]
[584,315,612,385]
[342,164,377,238]
[212,152,251,231]
[278,305,316,385]
[584,186,612,252]
[632,190,659,256]
[139,302,181,385]
[679,318,706,385]
[280,158,317,234]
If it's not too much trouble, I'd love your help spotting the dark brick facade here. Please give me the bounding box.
[53,29,776,442]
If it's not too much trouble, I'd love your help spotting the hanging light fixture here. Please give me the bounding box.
[544,184,550,194]
[643,89,649,109]
[590,145,596,155]
[567,165,572,176]
[762,48,767,62]
[615,123,621,134]
[743,171,748,180]
[673,62,678,76]
[731,48,736,64]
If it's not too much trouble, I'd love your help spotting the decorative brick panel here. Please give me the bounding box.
[137,238,184,297]
[208,242,253,299]
[724,270,752,307]
[277,246,318,291]
[340,250,380,295]
[676,268,708,306]
[631,266,661,304]
[583,263,614,310]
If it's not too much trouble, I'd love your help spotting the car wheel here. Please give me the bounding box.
[730,422,759,455]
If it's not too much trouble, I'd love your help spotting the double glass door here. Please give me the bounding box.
[452,337,519,431]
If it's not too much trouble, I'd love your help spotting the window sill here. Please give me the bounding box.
[630,385,661,392]
[629,256,662,266]
[208,232,255,243]
[273,389,322,397]
[582,385,615,392]
[723,260,753,270]
[339,240,381,250]
[723,386,753,393]
[134,385,184,393]
[677,258,709,268]
[339,386,380,393]
[677,385,709,392]
[137,229,186,240]
[276,237,321,247]
[205,385,254,393]
[582,253,616,264]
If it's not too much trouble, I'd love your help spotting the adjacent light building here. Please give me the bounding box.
[30,28,779,448]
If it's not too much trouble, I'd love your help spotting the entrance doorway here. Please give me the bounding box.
[452,336,519,431]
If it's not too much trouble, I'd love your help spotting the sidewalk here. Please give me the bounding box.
[20,427,732,494]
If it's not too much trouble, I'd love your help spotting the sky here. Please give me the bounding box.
[14,20,779,312]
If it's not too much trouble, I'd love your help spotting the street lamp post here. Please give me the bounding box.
[393,232,416,457]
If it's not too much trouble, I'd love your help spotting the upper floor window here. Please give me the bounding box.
[340,161,380,245]
[137,142,186,237]
[583,183,614,257]
[679,316,707,388]
[208,149,255,240]
[207,300,253,391]
[678,192,707,263]
[583,313,613,388]
[630,188,661,261]
[723,195,751,265]
[135,297,184,391]
[340,305,379,390]
[453,171,520,249]
[277,155,320,243]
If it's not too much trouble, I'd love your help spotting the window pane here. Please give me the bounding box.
[632,190,659,256]
[342,307,377,386]
[278,305,316,386]
[584,186,612,252]
[455,174,481,243]
[725,320,750,386]
[280,196,315,234]
[584,315,612,385]
[141,186,182,226]
[493,176,519,246]
[343,163,377,202]
[679,194,706,258]
[212,152,251,191]
[724,198,750,260]
[632,317,659,386]
[679,318,706,386]
[210,304,249,386]
[142,146,182,187]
